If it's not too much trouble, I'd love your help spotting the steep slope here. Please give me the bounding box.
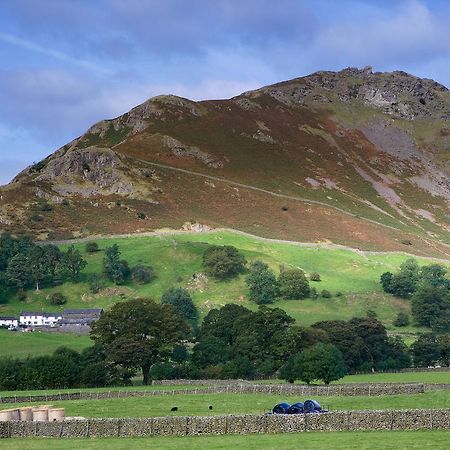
[1,67,449,257]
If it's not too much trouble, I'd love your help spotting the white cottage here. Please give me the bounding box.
[19,311,62,327]
[0,316,18,328]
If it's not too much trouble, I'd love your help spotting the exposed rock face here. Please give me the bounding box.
[26,147,149,198]
[251,67,450,120]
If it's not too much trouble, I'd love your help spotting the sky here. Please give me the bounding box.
[1,0,450,185]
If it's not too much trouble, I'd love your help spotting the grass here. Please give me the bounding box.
[2,230,444,334]
[0,329,91,358]
[261,371,450,385]
[2,431,450,450]
[2,388,450,417]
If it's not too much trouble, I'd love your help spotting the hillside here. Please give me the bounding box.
[2,230,446,344]
[1,67,449,258]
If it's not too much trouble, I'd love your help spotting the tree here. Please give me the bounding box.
[278,268,310,299]
[6,253,31,288]
[411,284,450,327]
[202,245,246,280]
[60,245,87,280]
[280,343,346,384]
[411,333,442,367]
[380,272,393,293]
[103,244,129,284]
[246,260,278,304]
[131,264,155,284]
[161,287,198,324]
[29,246,50,291]
[90,298,189,385]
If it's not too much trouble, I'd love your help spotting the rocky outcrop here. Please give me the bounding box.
[250,67,450,120]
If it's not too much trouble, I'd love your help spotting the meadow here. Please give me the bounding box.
[1,230,442,340]
[2,431,450,450]
[2,386,450,417]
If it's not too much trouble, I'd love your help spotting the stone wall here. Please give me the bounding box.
[0,383,430,404]
[2,410,450,439]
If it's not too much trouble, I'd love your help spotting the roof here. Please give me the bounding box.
[63,308,103,315]
[20,312,62,317]
[0,316,17,320]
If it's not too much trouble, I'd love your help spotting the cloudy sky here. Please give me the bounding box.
[1,0,450,185]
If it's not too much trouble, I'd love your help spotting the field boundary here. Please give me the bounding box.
[2,409,450,438]
[0,383,438,404]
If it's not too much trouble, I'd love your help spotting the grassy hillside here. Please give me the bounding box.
[1,230,446,340]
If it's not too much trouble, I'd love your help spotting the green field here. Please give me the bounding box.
[1,230,444,338]
[261,371,450,385]
[2,431,450,450]
[0,329,91,358]
[2,388,450,417]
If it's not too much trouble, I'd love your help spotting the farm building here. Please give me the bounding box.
[19,312,62,327]
[56,308,104,334]
[0,316,18,328]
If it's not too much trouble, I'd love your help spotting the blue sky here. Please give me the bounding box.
[1,0,450,184]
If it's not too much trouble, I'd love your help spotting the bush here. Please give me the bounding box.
[309,287,318,299]
[49,292,67,305]
[202,245,246,280]
[393,311,410,327]
[278,268,310,299]
[39,202,53,212]
[321,290,332,298]
[17,289,27,301]
[310,272,321,282]
[89,278,106,294]
[85,242,100,253]
[131,264,155,284]
[137,212,146,219]
[61,199,70,206]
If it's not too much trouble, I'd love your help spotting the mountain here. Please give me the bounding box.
[1,67,449,258]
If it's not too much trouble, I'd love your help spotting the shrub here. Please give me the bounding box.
[131,264,155,284]
[61,199,70,206]
[202,245,246,280]
[30,214,43,222]
[393,311,410,327]
[309,287,318,299]
[49,292,67,305]
[85,242,100,253]
[335,291,343,297]
[39,202,53,212]
[89,278,106,294]
[309,272,321,282]
[17,289,27,301]
[321,289,332,298]
[137,212,146,219]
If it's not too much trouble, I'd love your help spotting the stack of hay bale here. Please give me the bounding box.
[0,406,65,422]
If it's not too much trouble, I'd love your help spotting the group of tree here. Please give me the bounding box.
[247,262,314,304]
[0,345,117,391]
[102,243,155,286]
[202,245,322,305]
[381,259,450,330]
[191,304,410,383]
[0,234,87,297]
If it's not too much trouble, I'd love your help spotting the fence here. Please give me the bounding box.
[0,383,432,404]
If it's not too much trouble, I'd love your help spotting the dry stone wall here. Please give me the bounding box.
[2,410,450,439]
[0,383,428,404]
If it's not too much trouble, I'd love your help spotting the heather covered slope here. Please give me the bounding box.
[1,67,449,257]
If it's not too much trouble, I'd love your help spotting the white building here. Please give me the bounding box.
[19,311,62,327]
[0,316,18,328]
